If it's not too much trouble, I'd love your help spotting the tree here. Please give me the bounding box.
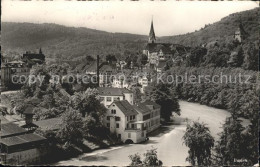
[129,153,142,166]
[71,89,106,118]
[132,87,143,104]
[185,47,207,67]
[142,148,163,166]
[183,121,214,166]
[56,109,84,145]
[106,54,117,64]
[227,45,244,67]
[213,116,246,166]
[129,147,163,166]
[242,42,258,71]
[204,47,229,67]
[149,83,180,121]
[137,54,148,68]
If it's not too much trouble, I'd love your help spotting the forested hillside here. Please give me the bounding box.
[1,22,147,60]
[2,8,258,62]
[160,8,259,47]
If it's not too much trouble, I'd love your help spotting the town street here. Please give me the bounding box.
[55,101,231,166]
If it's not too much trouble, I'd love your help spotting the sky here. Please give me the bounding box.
[1,0,258,36]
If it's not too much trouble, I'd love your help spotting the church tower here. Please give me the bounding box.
[149,18,156,43]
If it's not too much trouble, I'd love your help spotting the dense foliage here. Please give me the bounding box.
[129,148,163,166]
[57,109,84,146]
[163,66,257,118]
[145,83,180,122]
[183,121,214,166]
[161,8,259,47]
[2,22,147,60]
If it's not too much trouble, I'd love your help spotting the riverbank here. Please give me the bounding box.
[54,101,231,166]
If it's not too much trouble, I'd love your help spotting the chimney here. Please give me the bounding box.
[97,55,100,86]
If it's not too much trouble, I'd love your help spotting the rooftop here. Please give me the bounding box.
[113,100,138,116]
[0,133,46,146]
[34,117,62,131]
[142,100,161,109]
[145,43,190,55]
[99,64,115,72]
[85,62,97,73]
[1,122,27,138]
[157,60,167,69]
[97,87,132,96]
[133,103,151,114]
[23,105,35,115]
[0,114,10,124]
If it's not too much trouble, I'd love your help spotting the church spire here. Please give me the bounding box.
[149,17,156,43]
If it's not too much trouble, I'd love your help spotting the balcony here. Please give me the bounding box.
[125,126,146,131]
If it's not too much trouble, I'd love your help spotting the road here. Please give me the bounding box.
[55,101,230,166]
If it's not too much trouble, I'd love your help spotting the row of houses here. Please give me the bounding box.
[84,60,154,93]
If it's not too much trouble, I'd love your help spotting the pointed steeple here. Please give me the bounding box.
[149,17,156,43]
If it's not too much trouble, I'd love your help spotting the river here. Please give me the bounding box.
[55,101,231,166]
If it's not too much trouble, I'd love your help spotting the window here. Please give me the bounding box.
[143,114,150,121]
[107,116,110,121]
[128,133,131,138]
[111,109,116,114]
[133,115,135,120]
[116,123,119,128]
[107,123,110,128]
[107,97,112,102]
[115,117,120,121]
[118,134,121,139]
[100,97,104,101]
[131,124,135,129]
[130,116,132,120]
[114,97,120,101]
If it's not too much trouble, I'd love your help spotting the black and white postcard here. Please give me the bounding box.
[0,0,259,166]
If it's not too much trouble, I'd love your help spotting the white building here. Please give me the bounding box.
[139,100,161,133]
[97,87,134,108]
[137,74,149,93]
[112,73,130,89]
[98,87,161,143]
[105,100,146,143]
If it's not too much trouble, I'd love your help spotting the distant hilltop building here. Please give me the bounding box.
[0,48,45,91]
[22,48,45,67]
[143,18,190,70]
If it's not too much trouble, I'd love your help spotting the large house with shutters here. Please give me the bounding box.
[105,100,146,143]
[99,87,161,143]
